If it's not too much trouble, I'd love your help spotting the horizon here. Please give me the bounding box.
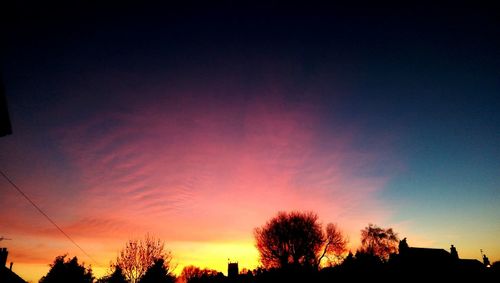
[1,2,499,282]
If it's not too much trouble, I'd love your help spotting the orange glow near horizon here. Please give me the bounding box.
[0,90,393,282]
[2,2,500,282]
[2,87,498,283]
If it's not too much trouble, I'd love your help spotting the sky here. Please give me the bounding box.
[1,1,499,282]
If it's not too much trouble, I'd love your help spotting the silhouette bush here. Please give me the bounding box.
[96,265,127,283]
[138,258,175,283]
[180,265,220,283]
[39,255,93,283]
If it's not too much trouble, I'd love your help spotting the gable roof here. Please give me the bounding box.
[0,266,27,283]
[404,247,451,258]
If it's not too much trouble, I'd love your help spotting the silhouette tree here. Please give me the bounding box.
[116,234,172,283]
[317,223,348,267]
[180,265,205,283]
[360,224,399,261]
[39,255,93,283]
[254,211,348,269]
[96,265,127,283]
[138,258,175,283]
[179,265,219,283]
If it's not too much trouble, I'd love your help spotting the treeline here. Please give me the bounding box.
[37,211,499,283]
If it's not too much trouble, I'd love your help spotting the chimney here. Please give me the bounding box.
[0,248,7,267]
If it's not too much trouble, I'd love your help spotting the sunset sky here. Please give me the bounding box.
[1,2,499,282]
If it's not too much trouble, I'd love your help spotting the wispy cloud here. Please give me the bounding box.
[1,79,397,281]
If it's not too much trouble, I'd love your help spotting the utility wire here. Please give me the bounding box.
[0,170,100,266]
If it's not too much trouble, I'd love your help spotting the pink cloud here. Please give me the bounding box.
[1,81,398,280]
[51,84,395,237]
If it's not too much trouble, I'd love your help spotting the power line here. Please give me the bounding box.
[0,170,100,266]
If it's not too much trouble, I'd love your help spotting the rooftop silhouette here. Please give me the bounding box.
[0,248,27,283]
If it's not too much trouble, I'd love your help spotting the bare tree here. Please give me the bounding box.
[116,234,172,283]
[179,265,203,283]
[316,223,348,267]
[179,265,219,283]
[254,211,348,269]
[360,224,399,261]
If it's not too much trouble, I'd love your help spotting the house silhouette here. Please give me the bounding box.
[392,238,486,274]
[0,248,27,283]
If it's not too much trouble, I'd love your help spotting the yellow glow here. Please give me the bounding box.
[8,240,260,282]
[9,263,50,283]
[171,241,260,275]
[12,262,108,283]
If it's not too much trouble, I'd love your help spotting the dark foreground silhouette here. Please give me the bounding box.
[2,246,498,283]
[1,214,499,283]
